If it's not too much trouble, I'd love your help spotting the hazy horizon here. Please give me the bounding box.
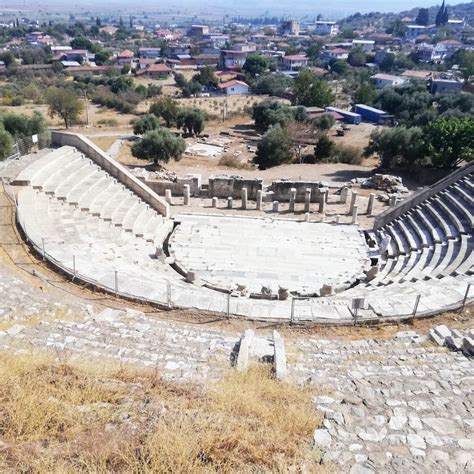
[6,0,470,19]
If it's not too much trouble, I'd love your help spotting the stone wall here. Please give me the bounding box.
[140,175,201,197]
[269,180,325,202]
[50,131,170,218]
[208,176,263,200]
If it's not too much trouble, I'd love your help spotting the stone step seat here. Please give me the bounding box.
[121,203,145,231]
[41,156,93,194]
[397,249,432,283]
[75,176,113,210]
[88,185,124,216]
[440,235,472,277]
[110,195,140,226]
[413,206,444,244]
[451,183,473,209]
[389,250,423,283]
[424,200,456,240]
[142,214,165,241]
[30,151,84,190]
[407,243,444,282]
[393,218,420,252]
[385,223,409,256]
[99,188,132,221]
[381,254,414,283]
[440,189,473,232]
[57,166,104,202]
[460,175,474,192]
[423,239,457,279]
[454,246,474,276]
[406,211,431,247]
[13,146,76,185]
[433,195,468,235]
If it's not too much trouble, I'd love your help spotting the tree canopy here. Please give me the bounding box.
[254,125,293,169]
[292,70,334,107]
[243,54,269,77]
[131,128,186,165]
[149,97,180,127]
[45,88,84,129]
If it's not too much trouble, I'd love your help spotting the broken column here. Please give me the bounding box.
[227,197,233,209]
[241,187,248,210]
[352,205,358,224]
[289,188,296,213]
[256,190,263,210]
[272,200,279,213]
[212,196,218,208]
[165,189,172,205]
[340,187,350,204]
[367,193,375,216]
[389,195,397,206]
[349,191,358,214]
[304,188,311,212]
[183,184,190,205]
[318,195,326,214]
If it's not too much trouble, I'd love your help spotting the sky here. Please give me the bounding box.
[9,0,467,19]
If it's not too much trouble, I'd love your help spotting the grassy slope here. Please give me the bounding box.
[0,352,325,473]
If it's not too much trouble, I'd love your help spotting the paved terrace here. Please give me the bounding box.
[170,214,370,295]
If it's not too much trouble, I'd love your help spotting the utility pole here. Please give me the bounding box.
[83,90,90,126]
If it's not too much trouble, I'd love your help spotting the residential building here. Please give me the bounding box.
[352,39,375,52]
[218,79,250,95]
[372,73,407,88]
[100,25,119,35]
[188,25,209,37]
[281,55,308,71]
[446,19,466,32]
[430,75,464,93]
[432,40,464,60]
[315,21,339,36]
[115,50,135,65]
[404,25,433,40]
[219,49,249,70]
[139,47,161,59]
[321,48,349,61]
[136,63,172,78]
[279,20,300,36]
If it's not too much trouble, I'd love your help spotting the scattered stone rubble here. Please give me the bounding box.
[292,330,474,473]
[429,325,473,357]
[360,174,409,194]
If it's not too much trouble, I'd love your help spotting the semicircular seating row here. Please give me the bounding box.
[14,146,473,321]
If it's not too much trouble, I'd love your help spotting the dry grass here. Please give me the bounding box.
[0,353,323,473]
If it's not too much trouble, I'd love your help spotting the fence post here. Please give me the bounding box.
[41,238,45,261]
[412,294,421,318]
[463,284,471,308]
[114,270,118,295]
[226,292,230,318]
[290,297,295,325]
[72,255,76,281]
[167,282,172,309]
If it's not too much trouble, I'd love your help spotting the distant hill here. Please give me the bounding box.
[400,1,474,24]
[341,1,474,28]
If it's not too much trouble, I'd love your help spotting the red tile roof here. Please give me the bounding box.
[218,79,249,89]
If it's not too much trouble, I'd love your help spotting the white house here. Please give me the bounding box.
[218,80,250,96]
[321,48,349,61]
[372,73,407,88]
[315,21,339,36]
